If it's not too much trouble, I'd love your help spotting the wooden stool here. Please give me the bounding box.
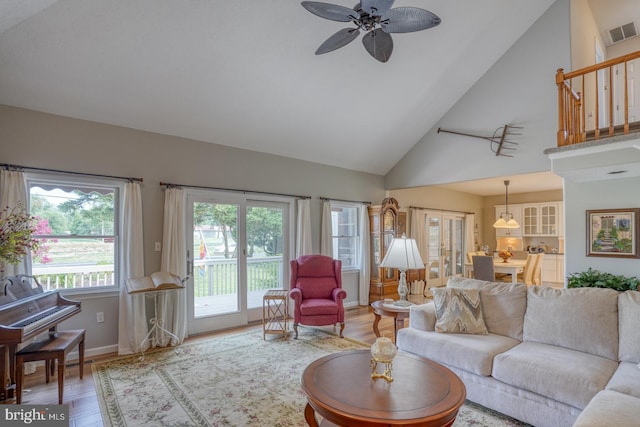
[15,329,85,404]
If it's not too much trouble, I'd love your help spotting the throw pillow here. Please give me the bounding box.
[432,287,488,335]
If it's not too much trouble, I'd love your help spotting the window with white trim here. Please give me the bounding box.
[28,173,122,291]
[330,203,361,269]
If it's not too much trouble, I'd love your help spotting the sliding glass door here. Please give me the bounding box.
[186,192,290,334]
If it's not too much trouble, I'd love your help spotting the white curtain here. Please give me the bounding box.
[0,170,31,275]
[117,181,147,355]
[358,205,370,305]
[296,198,312,258]
[465,213,476,253]
[320,200,333,257]
[465,213,476,277]
[410,208,428,293]
[410,208,428,263]
[158,187,188,346]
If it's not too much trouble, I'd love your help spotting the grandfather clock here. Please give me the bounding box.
[368,198,407,303]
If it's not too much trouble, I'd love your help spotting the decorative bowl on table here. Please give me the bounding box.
[498,250,512,263]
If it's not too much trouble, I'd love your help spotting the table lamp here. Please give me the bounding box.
[380,234,425,307]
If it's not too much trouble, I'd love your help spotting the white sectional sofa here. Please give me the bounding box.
[396,278,640,427]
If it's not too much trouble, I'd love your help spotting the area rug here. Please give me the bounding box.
[93,327,530,426]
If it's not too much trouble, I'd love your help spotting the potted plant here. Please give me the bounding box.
[567,268,639,291]
[0,205,39,271]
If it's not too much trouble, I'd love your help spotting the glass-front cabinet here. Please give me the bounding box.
[522,203,559,236]
[368,198,407,303]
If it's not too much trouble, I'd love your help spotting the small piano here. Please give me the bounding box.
[0,275,81,400]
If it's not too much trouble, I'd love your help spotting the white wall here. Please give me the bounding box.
[564,176,640,280]
[607,37,640,58]
[385,0,571,189]
[0,105,386,352]
[570,0,605,69]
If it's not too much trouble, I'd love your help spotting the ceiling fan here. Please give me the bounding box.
[301,0,441,62]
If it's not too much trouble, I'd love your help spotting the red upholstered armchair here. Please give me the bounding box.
[289,255,346,339]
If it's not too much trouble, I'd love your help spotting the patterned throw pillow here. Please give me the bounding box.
[432,287,488,335]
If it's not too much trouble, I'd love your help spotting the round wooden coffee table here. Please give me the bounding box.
[301,349,466,427]
[371,300,411,341]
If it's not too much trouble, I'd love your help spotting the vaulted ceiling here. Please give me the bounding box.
[0,0,557,176]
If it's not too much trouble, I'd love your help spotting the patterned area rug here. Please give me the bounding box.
[93,327,529,426]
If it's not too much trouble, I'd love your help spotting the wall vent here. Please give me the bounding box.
[608,22,638,44]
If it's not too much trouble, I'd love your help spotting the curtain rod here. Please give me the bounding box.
[159,182,310,199]
[320,197,371,205]
[1,163,143,183]
[409,205,474,215]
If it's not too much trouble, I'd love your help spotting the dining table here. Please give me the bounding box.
[464,258,527,284]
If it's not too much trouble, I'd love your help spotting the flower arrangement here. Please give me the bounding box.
[0,205,39,269]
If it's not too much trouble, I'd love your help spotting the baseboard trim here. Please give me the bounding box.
[66,344,119,362]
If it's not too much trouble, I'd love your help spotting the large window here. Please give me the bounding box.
[330,203,360,269]
[28,174,121,291]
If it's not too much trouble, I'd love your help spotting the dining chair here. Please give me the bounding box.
[472,255,495,281]
[533,253,544,286]
[499,253,537,286]
[466,251,486,263]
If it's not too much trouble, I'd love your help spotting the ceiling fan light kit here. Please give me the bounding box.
[301,0,441,62]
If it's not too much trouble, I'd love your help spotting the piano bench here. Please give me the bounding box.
[15,329,85,404]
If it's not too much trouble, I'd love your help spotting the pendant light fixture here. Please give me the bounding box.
[493,180,520,229]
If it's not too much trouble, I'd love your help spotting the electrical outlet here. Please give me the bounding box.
[96,312,104,323]
[155,242,161,251]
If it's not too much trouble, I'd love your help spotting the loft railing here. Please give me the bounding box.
[556,50,640,147]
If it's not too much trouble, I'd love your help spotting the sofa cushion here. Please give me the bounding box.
[408,302,436,331]
[492,341,618,409]
[299,299,338,316]
[396,327,519,376]
[447,277,527,340]
[573,390,640,427]
[432,287,488,334]
[523,286,619,360]
[606,361,640,399]
[618,290,640,363]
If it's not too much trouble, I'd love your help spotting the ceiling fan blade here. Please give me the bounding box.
[360,0,394,17]
[362,28,393,62]
[381,7,441,33]
[316,28,361,54]
[301,1,360,22]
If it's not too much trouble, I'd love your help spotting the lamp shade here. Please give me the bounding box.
[492,217,508,228]
[493,215,520,229]
[380,235,424,270]
[505,218,520,228]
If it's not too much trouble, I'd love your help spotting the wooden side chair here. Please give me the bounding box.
[533,254,544,285]
[502,254,538,286]
[15,329,85,404]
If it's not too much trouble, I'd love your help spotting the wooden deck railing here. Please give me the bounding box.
[556,50,640,146]
[33,256,283,293]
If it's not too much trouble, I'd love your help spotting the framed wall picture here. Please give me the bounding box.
[586,208,640,258]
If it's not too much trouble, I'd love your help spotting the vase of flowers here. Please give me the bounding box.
[0,205,39,271]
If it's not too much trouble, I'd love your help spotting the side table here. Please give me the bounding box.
[371,300,411,341]
[263,289,289,339]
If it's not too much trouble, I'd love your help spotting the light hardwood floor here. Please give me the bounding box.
[3,305,399,427]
